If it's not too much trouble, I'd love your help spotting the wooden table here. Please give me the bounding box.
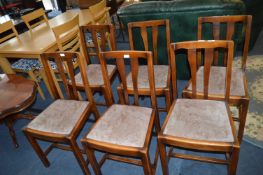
[0,9,93,97]
[0,74,37,147]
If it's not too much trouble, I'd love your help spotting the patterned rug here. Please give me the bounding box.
[232,55,263,148]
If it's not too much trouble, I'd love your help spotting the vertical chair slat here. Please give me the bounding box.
[187,49,197,98]
[116,58,129,104]
[130,58,139,105]
[140,27,149,51]
[212,22,220,65]
[203,48,214,99]
[152,26,159,65]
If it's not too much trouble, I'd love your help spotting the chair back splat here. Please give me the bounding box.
[0,20,19,43]
[100,50,160,130]
[41,52,95,105]
[128,19,170,65]
[80,24,116,64]
[198,15,252,70]
[170,40,234,101]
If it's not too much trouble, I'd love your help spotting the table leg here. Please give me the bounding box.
[0,56,15,74]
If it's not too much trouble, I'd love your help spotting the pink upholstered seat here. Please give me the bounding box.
[74,64,116,86]
[126,65,169,89]
[163,99,234,142]
[86,104,153,147]
[26,99,90,135]
[187,66,245,96]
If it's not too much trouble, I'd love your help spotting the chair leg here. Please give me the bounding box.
[158,140,169,175]
[69,139,91,175]
[228,144,240,175]
[5,117,19,148]
[103,88,113,106]
[165,89,171,112]
[117,87,125,104]
[27,70,45,100]
[237,100,249,143]
[24,132,50,167]
[83,145,102,175]
[141,151,153,175]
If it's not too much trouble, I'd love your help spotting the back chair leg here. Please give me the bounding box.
[228,144,240,175]
[165,89,171,112]
[117,87,125,104]
[24,133,50,167]
[141,151,153,175]
[238,100,249,143]
[158,141,169,175]
[69,139,91,175]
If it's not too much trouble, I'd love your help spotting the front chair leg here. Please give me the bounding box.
[228,144,240,175]
[24,132,50,167]
[83,144,102,175]
[238,100,249,143]
[69,139,91,175]
[158,140,169,175]
[141,150,153,175]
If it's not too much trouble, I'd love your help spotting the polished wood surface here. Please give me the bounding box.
[158,40,240,175]
[0,20,19,44]
[0,74,37,147]
[0,74,36,119]
[24,52,100,175]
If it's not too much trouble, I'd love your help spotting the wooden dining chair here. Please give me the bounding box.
[183,15,252,142]
[79,24,118,105]
[158,40,240,175]
[0,20,46,99]
[89,0,111,25]
[23,52,100,175]
[21,8,49,31]
[81,51,160,175]
[127,19,171,112]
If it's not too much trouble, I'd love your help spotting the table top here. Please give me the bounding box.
[0,74,37,119]
[0,9,93,56]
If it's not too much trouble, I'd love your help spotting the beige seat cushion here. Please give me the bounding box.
[26,99,89,135]
[188,66,245,96]
[75,64,116,86]
[163,99,234,142]
[126,65,169,89]
[86,104,153,147]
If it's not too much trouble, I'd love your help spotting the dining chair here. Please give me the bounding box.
[158,40,240,175]
[79,24,118,106]
[21,8,49,32]
[0,20,45,99]
[127,19,171,112]
[89,0,111,25]
[81,50,160,175]
[23,52,100,175]
[183,15,252,142]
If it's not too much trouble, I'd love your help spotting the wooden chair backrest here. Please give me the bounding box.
[99,50,157,107]
[89,0,111,24]
[21,8,49,31]
[80,24,116,64]
[128,19,170,65]
[0,20,19,43]
[170,40,234,100]
[41,52,95,103]
[52,15,81,52]
[198,15,252,70]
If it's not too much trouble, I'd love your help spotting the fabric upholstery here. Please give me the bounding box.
[11,59,57,71]
[26,99,89,135]
[75,64,116,86]
[86,104,153,147]
[163,99,234,142]
[126,65,168,89]
[187,66,245,96]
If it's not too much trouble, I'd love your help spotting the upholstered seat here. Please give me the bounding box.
[126,65,169,89]
[74,64,116,86]
[86,104,153,147]
[26,99,89,135]
[187,66,245,96]
[163,99,234,142]
[11,59,58,71]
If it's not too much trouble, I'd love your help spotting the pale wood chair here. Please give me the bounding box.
[79,24,118,106]
[89,0,111,25]
[0,20,45,99]
[81,50,160,175]
[127,19,172,112]
[23,52,100,175]
[158,40,240,175]
[21,8,49,31]
[183,15,252,142]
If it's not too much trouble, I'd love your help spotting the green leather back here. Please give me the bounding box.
[118,0,245,79]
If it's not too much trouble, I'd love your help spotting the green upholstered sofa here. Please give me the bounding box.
[117,0,260,79]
